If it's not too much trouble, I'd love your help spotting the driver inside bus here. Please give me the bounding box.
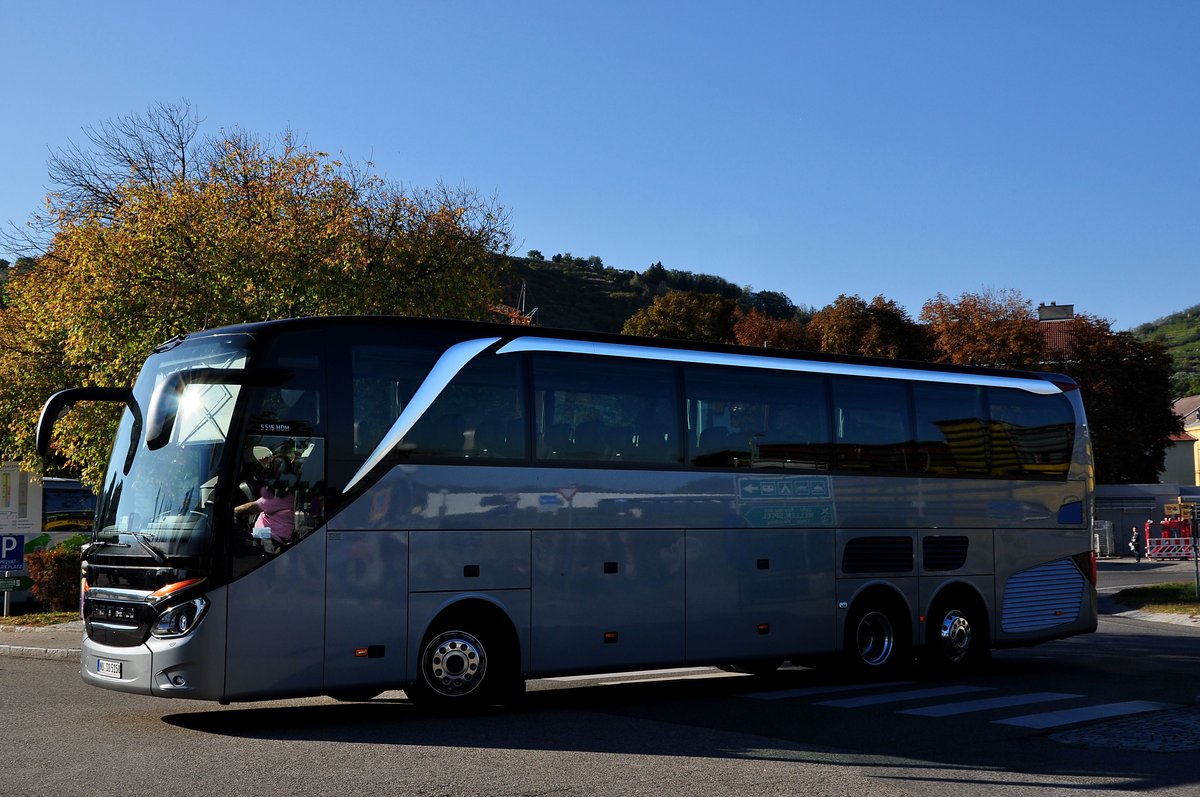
[234,441,299,547]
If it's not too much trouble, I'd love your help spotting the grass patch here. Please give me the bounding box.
[0,611,79,627]
[1112,582,1200,616]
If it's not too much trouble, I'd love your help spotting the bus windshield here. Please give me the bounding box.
[94,335,251,559]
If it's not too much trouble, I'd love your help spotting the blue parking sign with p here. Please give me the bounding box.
[0,535,23,570]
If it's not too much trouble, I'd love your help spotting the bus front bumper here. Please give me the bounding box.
[81,625,226,701]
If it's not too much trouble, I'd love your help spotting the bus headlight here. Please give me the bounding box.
[151,597,208,638]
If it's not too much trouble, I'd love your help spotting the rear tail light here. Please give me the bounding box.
[1072,551,1097,586]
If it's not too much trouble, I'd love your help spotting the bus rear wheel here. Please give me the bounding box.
[845,600,910,674]
[925,598,989,672]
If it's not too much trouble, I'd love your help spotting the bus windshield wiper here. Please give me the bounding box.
[127,531,169,564]
[87,538,132,553]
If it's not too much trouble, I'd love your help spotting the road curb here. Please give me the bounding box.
[0,643,80,661]
[1097,591,1200,628]
[0,619,85,660]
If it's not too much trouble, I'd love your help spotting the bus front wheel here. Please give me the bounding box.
[407,619,521,708]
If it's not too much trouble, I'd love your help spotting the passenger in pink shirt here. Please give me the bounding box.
[238,488,295,543]
[236,441,302,546]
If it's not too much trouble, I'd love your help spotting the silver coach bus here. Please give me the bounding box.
[37,316,1097,706]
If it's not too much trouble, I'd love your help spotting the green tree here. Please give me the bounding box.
[621,290,736,344]
[0,103,511,484]
[740,289,797,320]
[1047,315,1182,484]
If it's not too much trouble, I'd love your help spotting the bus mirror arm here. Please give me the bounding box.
[145,368,293,451]
[37,387,133,461]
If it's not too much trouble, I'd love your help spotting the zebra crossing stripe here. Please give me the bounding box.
[994,700,1171,729]
[741,681,914,701]
[899,692,1083,717]
[546,667,711,682]
[597,671,744,686]
[816,685,993,708]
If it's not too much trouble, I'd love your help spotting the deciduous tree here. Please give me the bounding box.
[920,289,1045,369]
[732,307,809,350]
[806,294,928,359]
[621,290,736,344]
[1046,315,1181,483]
[740,289,796,320]
[0,104,511,484]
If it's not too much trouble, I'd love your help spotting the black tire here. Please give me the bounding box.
[845,600,910,675]
[925,597,990,673]
[406,620,521,708]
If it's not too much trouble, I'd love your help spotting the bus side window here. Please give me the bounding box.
[911,383,988,476]
[831,377,914,474]
[350,345,442,456]
[987,388,1075,479]
[232,435,326,574]
[683,366,831,470]
[532,355,679,465]
[403,355,527,461]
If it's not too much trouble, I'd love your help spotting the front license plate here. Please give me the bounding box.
[96,658,122,679]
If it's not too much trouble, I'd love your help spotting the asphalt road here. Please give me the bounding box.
[4,560,1198,797]
[1097,558,1200,592]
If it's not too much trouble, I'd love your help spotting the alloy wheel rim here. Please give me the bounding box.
[422,630,487,697]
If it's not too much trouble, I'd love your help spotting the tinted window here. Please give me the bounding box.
[685,366,832,470]
[988,388,1075,479]
[831,377,914,473]
[533,355,679,464]
[404,355,527,460]
[43,484,96,514]
[350,344,442,456]
[912,383,988,476]
[232,435,326,576]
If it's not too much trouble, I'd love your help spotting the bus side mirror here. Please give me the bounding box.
[146,370,190,451]
[37,387,133,461]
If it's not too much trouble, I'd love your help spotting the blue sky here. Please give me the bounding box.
[2,2,1196,331]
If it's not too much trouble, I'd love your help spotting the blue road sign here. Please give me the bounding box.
[0,534,24,570]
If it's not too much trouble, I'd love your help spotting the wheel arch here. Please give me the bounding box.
[411,595,524,682]
[839,580,915,654]
[924,579,992,641]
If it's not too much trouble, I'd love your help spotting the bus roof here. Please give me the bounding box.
[161,314,1077,390]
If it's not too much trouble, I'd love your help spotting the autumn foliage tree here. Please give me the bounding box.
[921,289,1046,369]
[805,294,929,359]
[920,290,1178,482]
[620,283,1181,484]
[621,290,736,344]
[0,102,511,484]
[731,307,809,350]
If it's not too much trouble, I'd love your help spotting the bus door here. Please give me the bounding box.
[225,422,331,698]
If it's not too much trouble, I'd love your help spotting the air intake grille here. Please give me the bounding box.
[923,536,969,572]
[1001,559,1084,633]
[842,536,913,574]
